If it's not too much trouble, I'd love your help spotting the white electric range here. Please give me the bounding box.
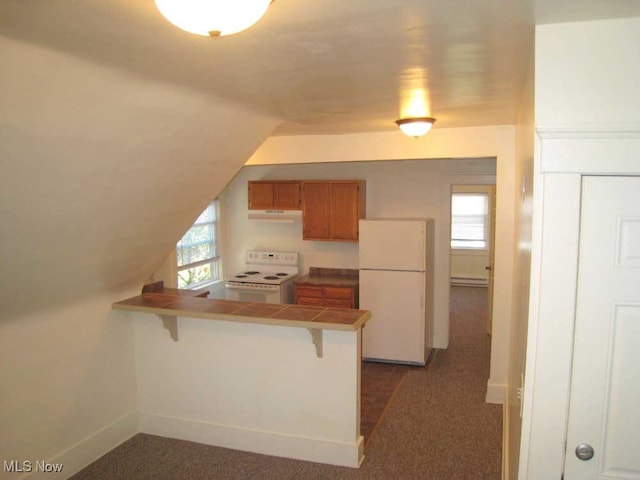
[225,251,299,304]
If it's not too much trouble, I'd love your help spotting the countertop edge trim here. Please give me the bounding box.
[112,301,370,332]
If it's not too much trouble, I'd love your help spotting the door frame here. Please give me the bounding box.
[518,127,640,479]
[448,184,496,333]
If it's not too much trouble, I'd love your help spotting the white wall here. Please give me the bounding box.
[535,18,640,127]
[220,158,496,350]
[520,17,640,479]
[504,43,535,480]
[0,288,139,480]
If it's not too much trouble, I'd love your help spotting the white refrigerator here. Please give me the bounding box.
[359,218,434,365]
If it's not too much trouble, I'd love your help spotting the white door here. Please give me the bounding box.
[359,219,426,271]
[360,269,427,364]
[564,176,640,479]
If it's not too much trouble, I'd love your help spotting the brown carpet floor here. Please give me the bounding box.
[71,286,502,479]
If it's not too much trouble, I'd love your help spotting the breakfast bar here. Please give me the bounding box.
[112,284,372,468]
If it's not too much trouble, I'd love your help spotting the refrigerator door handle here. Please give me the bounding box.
[420,273,425,309]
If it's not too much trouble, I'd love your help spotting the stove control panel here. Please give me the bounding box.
[246,251,299,266]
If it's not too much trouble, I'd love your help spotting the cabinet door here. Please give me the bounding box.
[324,286,354,308]
[274,182,300,209]
[248,182,274,209]
[302,182,331,240]
[295,285,324,306]
[330,182,361,241]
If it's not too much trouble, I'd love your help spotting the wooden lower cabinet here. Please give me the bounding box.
[295,284,358,309]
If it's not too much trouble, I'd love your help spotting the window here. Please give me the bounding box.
[451,193,489,249]
[176,200,220,288]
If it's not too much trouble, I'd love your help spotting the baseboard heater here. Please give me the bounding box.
[450,276,488,287]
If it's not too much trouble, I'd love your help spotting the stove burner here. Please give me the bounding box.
[263,276,280,280]
[235,274,248,278]
[275,272,288,276]
[244,271,260,275]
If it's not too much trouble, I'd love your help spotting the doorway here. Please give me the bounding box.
[449,184,496,334]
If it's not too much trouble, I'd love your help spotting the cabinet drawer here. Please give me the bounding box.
[295,285,323,298]
[296,296,324,306]
[323,286,353,300]
[324,298,353,308]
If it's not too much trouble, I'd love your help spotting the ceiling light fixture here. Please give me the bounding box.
[155,0,273,37]
[395,117,436,138]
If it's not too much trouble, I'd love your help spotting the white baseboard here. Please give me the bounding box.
[486,381,506,404]
[139,411,364,468]
[18,410,138,480]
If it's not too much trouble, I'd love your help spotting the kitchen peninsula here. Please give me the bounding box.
[112,284,371,468]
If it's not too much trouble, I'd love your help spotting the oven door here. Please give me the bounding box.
[225,284,282,304]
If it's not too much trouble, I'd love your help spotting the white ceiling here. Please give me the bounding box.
[2,0,640,136]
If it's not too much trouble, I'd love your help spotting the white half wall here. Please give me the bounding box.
[132,313,363,467]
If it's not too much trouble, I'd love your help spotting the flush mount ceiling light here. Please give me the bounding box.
[155,0,273,37]
[395,117,436,138]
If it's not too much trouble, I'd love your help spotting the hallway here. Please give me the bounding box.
[72,286,502,479]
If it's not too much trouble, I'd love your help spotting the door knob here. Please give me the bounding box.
[575,443,594,461]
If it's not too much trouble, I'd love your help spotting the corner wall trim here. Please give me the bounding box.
[21,410,139,480]
[138,411,364,468]
[486,381,507,404]
[501,390,509,480]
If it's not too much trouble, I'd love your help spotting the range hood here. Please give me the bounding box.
[248,209,302,222]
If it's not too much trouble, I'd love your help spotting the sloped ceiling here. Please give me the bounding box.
[0,36,278,318]
[1,0,639,317]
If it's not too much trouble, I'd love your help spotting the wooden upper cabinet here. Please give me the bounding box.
[301,182,332,239]
[302,181,366,241]
[330,182,362,240]
[273,182,301,209]
[248,181,301,210]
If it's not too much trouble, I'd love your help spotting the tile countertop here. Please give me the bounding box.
[113,285,370,332]
[294,267,360,287]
